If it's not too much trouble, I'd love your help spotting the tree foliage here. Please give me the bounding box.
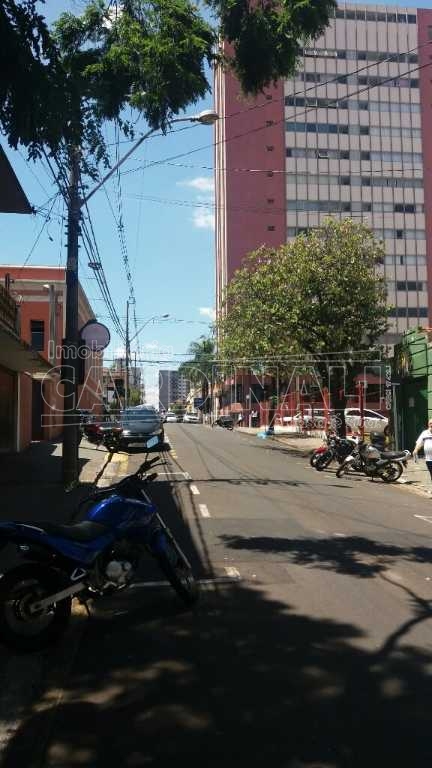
[220,218,388,368]
[0,0,336,156]
[178,335,215,411]
[209,0,337,94]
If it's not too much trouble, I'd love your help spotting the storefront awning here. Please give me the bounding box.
[0,324,51,375]
[0,146,32,214]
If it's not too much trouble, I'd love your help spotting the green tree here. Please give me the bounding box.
[220,218,389,434]
[178,336,215,413]
[0,0,336,156]
[128,387,142,406]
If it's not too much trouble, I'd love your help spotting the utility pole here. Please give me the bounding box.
[62,147,80,486]
[61,110,218,485]
[125,299,130,410]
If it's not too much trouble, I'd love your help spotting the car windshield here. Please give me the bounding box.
[122,409,158,421]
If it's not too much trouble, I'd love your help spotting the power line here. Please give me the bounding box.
[121,46,432,178]
[148,160,424,177]
[16,195,60,276]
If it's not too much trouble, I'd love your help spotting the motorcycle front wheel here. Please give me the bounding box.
[157,543,199,606]
[336,463,348,478]
[0,565,71,652]
[380,462,403,483]
[309,452,319,467]
[314,451,333,471]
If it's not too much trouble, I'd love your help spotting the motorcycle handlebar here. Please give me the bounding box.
[79,459,161,509]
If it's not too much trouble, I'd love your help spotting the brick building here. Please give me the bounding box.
[0,265,103,452]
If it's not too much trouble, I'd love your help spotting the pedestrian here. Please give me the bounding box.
[251,409,258,428]
[413,417,432,487]
[237,412,244,428]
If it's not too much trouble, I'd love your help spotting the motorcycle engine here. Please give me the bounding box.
[365,444,380,460]
[104,560,133,587]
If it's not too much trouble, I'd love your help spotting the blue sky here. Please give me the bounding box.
[1,0,429,402]
[2,1,216,405]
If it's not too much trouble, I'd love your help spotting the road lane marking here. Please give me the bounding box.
[224,566,240,579]
[199,504,211,518]
[131,575,242,589]
[183,471,191,480]
[414,515,432,524]
[190,484,200,495]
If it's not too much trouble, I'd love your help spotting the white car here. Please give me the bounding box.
[165,412,178,423]
[282,409,328,429]
[183,412,200,423]
[344,408,389,434]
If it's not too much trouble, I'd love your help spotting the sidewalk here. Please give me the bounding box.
[237,426,432,498]
[0,439,110,524]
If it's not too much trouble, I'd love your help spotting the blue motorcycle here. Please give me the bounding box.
[0,439,198,651]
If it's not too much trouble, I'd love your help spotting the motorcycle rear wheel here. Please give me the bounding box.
[380,462,403,483]
[0,565,71,652]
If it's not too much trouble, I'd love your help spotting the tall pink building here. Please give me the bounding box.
[215,3,432,345]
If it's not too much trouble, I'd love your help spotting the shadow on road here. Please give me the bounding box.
[2,577,432,768]
[219,533,432,579]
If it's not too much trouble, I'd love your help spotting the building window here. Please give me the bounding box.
[267,225,275,231]
[267,198,275,204]
[30,320,45,351]
[266,120,274,127]
[266,146,275,151]
[397,281,424,291]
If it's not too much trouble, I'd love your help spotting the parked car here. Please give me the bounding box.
[282,409,329,429]
[344,407,389,434]
[183,412,200,423]
[165,411,179,423]
[115,407,164,450]
[83,414,115,442]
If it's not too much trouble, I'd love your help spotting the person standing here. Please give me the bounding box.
[413,418,432,483]
[237,412,244,428]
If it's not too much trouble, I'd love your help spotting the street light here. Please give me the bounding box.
[129,313,169,345]
[62,108,218,484]
[82,110,219,206]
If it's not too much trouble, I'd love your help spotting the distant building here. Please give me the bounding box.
[159,369,189,410]
[215,3,432,344]
[103,356,144,405]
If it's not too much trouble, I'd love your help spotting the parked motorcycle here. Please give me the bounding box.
[336,439,410,482]
[0,437,198,651]
[84,420,123,452]
[310,434,358,471]
[212,416,234,431]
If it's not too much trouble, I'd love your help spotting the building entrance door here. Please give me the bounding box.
[400,376,427,450]
[32,380,44,440]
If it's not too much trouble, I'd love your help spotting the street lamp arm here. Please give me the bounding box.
[81,110,218,207]
[81,125,156,206]
[129,313,169,344]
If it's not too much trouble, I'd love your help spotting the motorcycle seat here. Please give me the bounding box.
[379,451,407,460]
[36,521,110,542]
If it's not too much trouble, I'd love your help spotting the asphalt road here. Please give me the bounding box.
[3,424,432,768]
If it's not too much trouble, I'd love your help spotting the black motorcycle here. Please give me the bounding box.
[336,438,410,482]
[311,434,357,471]
[212,416,234,431]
